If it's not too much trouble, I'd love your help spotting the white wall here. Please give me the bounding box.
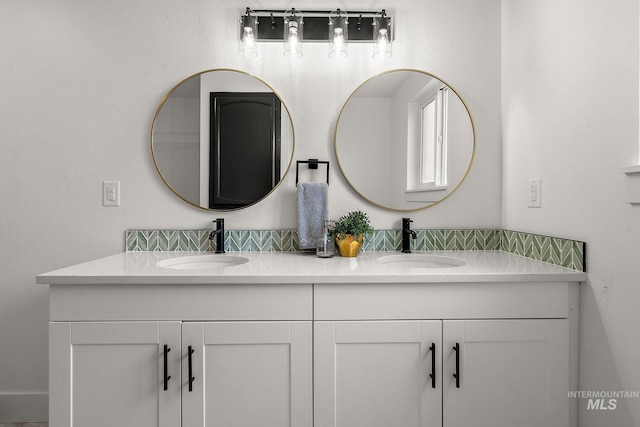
[154,92,200,204]
[502,0,640,425]
[0,0,501,420]
[336,97,393,204]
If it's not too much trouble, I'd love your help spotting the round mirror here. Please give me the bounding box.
[335,69,475,211]
[151,69,294,210]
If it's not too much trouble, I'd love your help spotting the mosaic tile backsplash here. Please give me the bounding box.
[126,228,585,272]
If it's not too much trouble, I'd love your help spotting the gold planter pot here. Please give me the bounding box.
[335,234,364,257]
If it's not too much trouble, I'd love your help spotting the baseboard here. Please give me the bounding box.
[0,393,48,422]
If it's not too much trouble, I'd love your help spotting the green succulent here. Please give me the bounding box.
[329,210,375,237]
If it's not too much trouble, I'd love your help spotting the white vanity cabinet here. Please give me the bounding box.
[313,281,579,427]
[40,252,582,427]
[47,283,314,427]
[49,321,182,427]
[314,320,443,427]
[441,319,568,427]
[314,319,568,427]
[182,321,312,427]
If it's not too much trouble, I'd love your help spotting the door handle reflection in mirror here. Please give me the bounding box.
[429,343,436,389]
[453,343,460,388]
[188,346,195,392]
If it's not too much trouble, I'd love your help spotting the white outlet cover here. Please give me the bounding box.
[103,181,120,206]
[528,178,542,208]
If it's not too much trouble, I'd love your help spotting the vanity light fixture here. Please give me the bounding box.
[237,7,393,59]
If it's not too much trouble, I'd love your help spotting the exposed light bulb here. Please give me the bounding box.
[334,28,344,46]
[288,22,299,48]
[243,26,255,43]
[330,28,347,58]
[241,27,256,56]
[375,29,390,58]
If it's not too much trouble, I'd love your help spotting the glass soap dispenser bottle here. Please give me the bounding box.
[316,220,335,258]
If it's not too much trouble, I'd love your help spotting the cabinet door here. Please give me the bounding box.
[49,321,181,427]
[314,321,442,427]
[182,321,312,427]
[442,319,569,427]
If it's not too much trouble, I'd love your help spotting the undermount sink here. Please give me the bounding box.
[157,255,249,270]
[376,254,466,269]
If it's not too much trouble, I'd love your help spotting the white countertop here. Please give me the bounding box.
[36,251,587,285]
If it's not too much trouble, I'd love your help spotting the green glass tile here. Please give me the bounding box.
[461,230,475,250]
[392,230,400,250]
[432,230,444,250]
[125,231,137,251]
[490,229,502,249]
[228,230,239,251]
[280,230,296,251]
[137,231,150,251]
[259,231,274,251]
[123,228,585,272]
[423,230,436,250]
[414,230,427,251]
[266,231,279,251]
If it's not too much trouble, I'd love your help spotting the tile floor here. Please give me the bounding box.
[0,424,47,427]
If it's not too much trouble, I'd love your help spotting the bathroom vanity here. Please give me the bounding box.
[38,250,585,427]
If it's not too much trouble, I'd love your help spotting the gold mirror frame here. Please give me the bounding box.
[334,68,476,211]
[151,68,295,211]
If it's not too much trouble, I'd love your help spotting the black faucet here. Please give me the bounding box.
[401,218,417,253]
[209,218,225,253]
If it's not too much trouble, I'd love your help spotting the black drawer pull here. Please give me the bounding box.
[453,343,460,388]
[429,343,436,389]
[188,346,195,392]
[163,345,171,391]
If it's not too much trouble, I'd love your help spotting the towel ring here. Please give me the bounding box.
[295,159,329,186]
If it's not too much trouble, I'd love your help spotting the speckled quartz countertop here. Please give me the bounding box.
[36,250,587,285]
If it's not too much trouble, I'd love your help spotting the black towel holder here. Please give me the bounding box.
[295,159,329,186]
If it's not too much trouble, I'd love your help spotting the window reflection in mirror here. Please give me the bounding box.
[335,69,474,211]
[414,85,448,190]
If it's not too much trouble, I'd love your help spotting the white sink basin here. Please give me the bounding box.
[157,255,249,270]
[376,254,465,269]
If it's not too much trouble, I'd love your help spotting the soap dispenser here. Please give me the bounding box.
[316,220,335,258]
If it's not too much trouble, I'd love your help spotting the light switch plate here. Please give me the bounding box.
[528,178,542,208]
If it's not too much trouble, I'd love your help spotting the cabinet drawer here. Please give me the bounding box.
[50,283,313,321]
[314,282,570,320]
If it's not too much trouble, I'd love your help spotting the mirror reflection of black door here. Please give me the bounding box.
[210,92,281,209]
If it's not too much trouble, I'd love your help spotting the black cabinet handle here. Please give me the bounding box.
[452,343,460,388]
[163,345,171,391]
[429,343,436,389]
[188,346,195,392]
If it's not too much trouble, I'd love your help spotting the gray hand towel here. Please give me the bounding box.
[297,182,328,250]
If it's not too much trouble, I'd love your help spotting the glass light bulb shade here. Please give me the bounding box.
[238,14,258,58]
[372,14,392,59]
[373,29,392,59]
[328,11,348,58]
[284,11,303,57]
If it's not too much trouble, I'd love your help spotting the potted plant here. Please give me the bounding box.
[329,210,375,257]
